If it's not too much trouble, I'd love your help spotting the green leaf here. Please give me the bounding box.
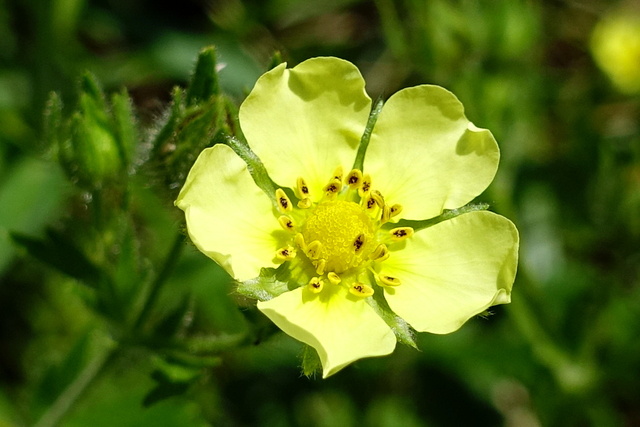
[11,228,105,289]
[186,46,220,106]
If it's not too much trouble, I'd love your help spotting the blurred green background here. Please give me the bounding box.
[1,0,639,426]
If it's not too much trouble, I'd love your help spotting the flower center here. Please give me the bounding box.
[301,200,375,273]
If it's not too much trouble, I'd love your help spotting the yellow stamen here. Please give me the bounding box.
[369,244,390,262]
[345,169,363,189]
[358,174,372,197]
[296,177,310,199]
[275,188,292,213]
[363,195,377,212]
[380,205,391,224]
[371,190,384,208]
[278,215,295,232]
[379,275,401,286]
[306,240,323,259]
[349,282,374,297]
[295,233,306,251]
[315,259,327,275]
[327,272,341,284]
[389,204,403,218]
[332,166,344,182]
[390,227,414,241]
[275,246,296,261]
[308,277,324,293]
[323,178,342,199]
[297,198,312,209]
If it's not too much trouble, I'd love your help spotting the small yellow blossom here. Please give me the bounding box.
[176,57,519,378]
[591,9,640,94]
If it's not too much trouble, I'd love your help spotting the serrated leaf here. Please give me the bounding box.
[236,266,292,301]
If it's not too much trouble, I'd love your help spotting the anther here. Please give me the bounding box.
[332,166,344,182]
[275,246,297,261]
[323,179,342,199]
[380,205,392,224]
[327,272,341,284]
[275,188,292,213]
[358,174,372,197]
[306,240,323,259]
[390,204,403,218]
[297,198,312,209]
[390,227,414,241]
[296,177,310,199]
[369,244,390,262]
[294,233,307,251]
[353,233,366,254]
[349,282,374,298]
[363,195,377,211]
[371,190,384,207]
[315,259,326,275]
[308,277,324,294]
[379,275,401,286]
[345,169,363,189]
[278,215,295,232]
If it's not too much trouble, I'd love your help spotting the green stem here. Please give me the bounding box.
[34,343,118,427]
[133,232,185,331]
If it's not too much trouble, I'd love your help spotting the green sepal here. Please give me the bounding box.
[225,135,278,203]
[110,88,137,168]
[368,280,418,349]
[300,345,322,378]
[186,46,220,106]
[43,91,65,148]
[267,50,285,71]
[353,97,384,171]
[392,202,490,232]
[236,265,292,301]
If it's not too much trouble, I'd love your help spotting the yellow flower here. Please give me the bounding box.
[176,57,519,378]
[591,9,640,94]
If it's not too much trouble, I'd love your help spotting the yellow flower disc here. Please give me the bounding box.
[301,200,375,273]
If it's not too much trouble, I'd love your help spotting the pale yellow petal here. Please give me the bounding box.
[176,144,285,281]
[239,57,371,200]
[365,85,499,220]
[258,285,396,378]
[381,211,519,333]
